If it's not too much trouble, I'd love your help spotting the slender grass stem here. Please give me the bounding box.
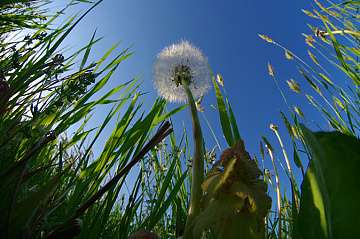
[181,78,204,239]
[322,29,360,37]
[270,124,299,213]
[266,145,281,239]
[199,110,222,153]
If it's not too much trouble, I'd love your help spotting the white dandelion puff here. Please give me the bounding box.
[153,40,211,103]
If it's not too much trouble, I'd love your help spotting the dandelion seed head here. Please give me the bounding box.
[153,40,211,103]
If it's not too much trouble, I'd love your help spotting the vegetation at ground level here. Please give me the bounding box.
[1,0,359,238]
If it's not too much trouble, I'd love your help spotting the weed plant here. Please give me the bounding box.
[1,0,360,239]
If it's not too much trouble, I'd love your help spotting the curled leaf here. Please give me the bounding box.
[193,140,272,239]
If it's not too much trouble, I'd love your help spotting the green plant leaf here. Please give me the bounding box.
[299,125,360,239]
[144,155,179,228]
[226,96,241,142]
[212,74,234,147]
[0,166,70,237]
[147,169,189,231]
[292,184,300,239]
[194,140,271,238]
[293,147,303,168]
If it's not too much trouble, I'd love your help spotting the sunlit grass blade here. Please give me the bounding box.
[80,29,97,70]
[211,73,234,147]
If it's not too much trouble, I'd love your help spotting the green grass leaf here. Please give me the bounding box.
[147,169,189,231]
[212,74,234,147]
[299,125,360,238]
[1,166,70,237]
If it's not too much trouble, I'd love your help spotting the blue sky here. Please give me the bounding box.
[51,0,329,200]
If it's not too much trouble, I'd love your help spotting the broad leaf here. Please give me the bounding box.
[193,140,271,238]
[299,125,360,239]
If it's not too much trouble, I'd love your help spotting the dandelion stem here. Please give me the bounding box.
[181,78,204,239]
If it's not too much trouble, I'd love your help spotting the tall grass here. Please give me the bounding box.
[0,1,181,238]
[258,0,360,238]
[2,0,360,238]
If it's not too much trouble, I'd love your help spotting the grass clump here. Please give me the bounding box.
[2,0,360,238]
[0,1,177,238]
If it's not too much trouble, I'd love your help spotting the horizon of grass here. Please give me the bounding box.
[2,0,360,238]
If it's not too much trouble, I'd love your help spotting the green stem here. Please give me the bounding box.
[182,78,204,239]
[323,29,360,37]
